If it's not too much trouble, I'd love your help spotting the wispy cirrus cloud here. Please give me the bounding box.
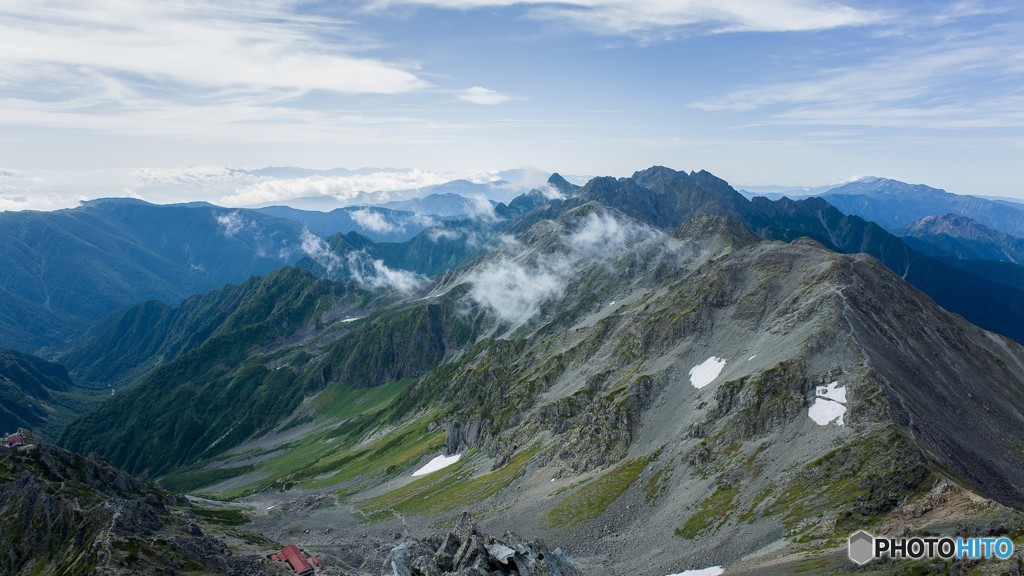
[367,0,884,34]
[0,1,427,144]
[691,24,1024,129]
[457,87,513,105]
[0,1,424,97]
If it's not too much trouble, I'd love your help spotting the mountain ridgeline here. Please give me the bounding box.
[822,177,1024,236]
[50,166,1024,575]
[0,197,467,354]
[0,199,305,351]
[899,213,1024,264]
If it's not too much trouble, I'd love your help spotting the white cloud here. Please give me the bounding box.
[217,169,456,207]
[407,212,439,228]
[350,209,400,233]
[567,212,626,256]
[566,211,658,258]
[493,167,564,199]
[346,251,425,293]
[369,0,883,34]
[0,165,559,212]
[0,194,82,212]
[0,1,426,147]
[300,228,341,273]
[0,2,423,97]
[467,255,570,324]
[457,86,512,105]
[537,184,565,200]
[428,227,464,241]
[468,194,499,221]
[932,1,1010,25]
[0,168,91,211]
[215,211,246,237]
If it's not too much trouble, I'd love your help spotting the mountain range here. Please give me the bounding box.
[43,166,1024,575]
[822,177,1024,236]
[255,204,448,241]
[0,198,463,353]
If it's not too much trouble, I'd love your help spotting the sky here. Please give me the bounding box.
[1,0,1022,210]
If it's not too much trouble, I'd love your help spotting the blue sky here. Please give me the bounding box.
[1,0,1022,210]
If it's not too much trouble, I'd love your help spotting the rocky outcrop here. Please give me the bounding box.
[0,440,279,576]
[444,416,486,454]
[384,513,583,576]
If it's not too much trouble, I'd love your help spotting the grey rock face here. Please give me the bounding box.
[445,417,486,454]
[0,440,279,576]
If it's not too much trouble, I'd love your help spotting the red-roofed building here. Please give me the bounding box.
[3,433,23,448]
[270,544,314,575]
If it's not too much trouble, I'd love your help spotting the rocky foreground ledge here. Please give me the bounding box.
[385,512,584,576]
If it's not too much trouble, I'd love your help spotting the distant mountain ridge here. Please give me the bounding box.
[899,213,1024,264]
[379,191,493,217]
[255,204,445,242]
[0,196,486,353]
[0,199,309,351]
[822,177,1024,236]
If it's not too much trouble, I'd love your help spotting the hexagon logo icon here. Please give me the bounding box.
[848,531,874,565]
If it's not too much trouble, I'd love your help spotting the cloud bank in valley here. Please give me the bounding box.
[566,210,661,259]
[467,253,570,324]
[350,209,400,233]
[465,211,666,323]
[300,228,341,274]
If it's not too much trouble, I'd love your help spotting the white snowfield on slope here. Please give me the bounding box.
[808,381,847,426]
[689,356,727,389]
[412,453,461,476]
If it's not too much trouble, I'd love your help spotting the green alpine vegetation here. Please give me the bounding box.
[60,266,478,477]
[60,267,367,475]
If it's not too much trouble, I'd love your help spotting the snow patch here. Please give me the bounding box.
[666,567,725,576]
[412,453,461,476]
[808,399,846,426]
[748,354,757,361]
[809,380,848,426]
[816,381,846,404]
[689,357,727,389]
[340,316,363,323]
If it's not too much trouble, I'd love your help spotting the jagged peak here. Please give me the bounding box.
[630,165,690,189]
[547,173,579,196]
